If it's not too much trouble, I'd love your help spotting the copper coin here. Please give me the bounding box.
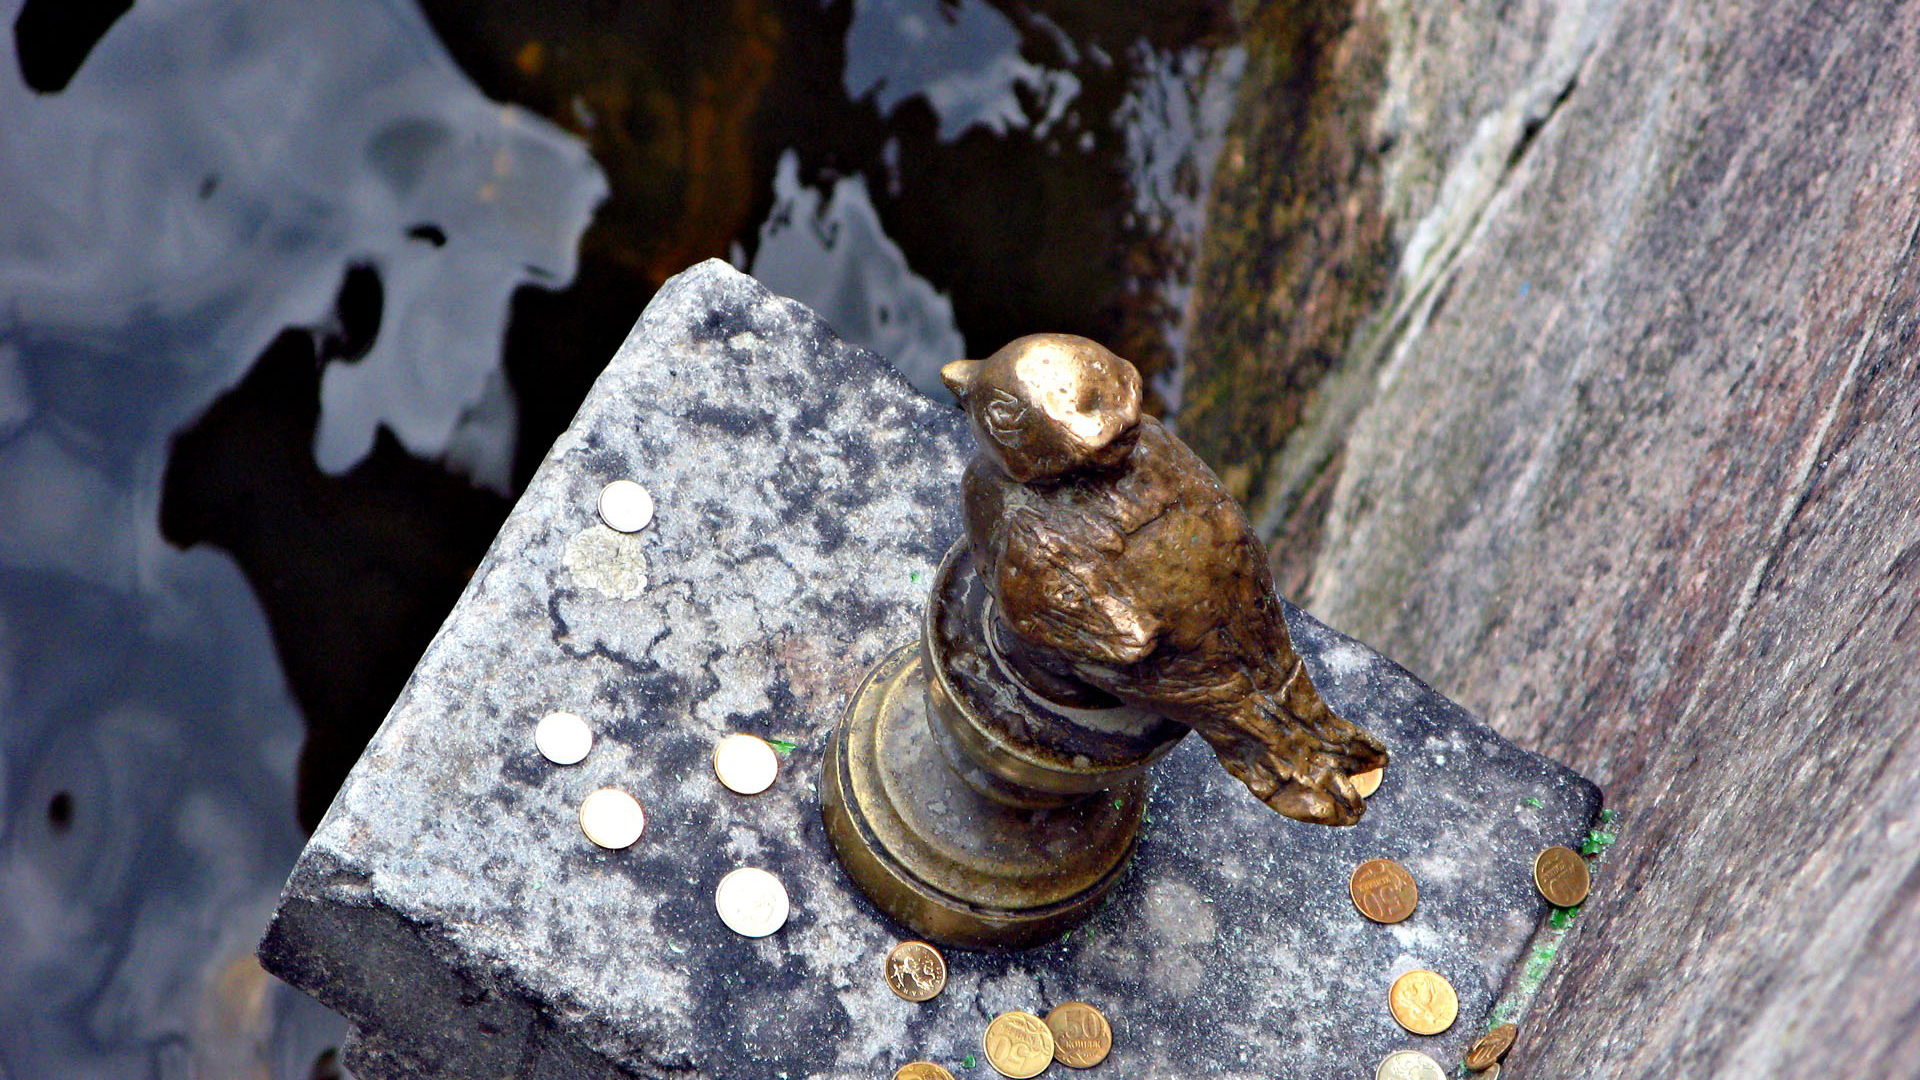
[1375,1050,1446,1080]
[894,1064,957,1080]
[983,1012,1055,1079]
[1352,766,1385,798]
[1044,1002,1112,1068]
[1533,845,1591,907]
[884,941,948,1002]
[1465,1023,1517,1069]
[1350,858,1419,924]
[1388,970,1458,1035]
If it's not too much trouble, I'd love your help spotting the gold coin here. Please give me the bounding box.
[578,788,645,849]
[1388,970,1458,1035]
[1465,1023,1517,1069]
[1375,1050,1446,1080]
[983,1011,1055,1079]
[1352,766,1385,798]
[712,733,779,795]
[1534,845,1590,907]
[884,941,948,1002]
[1349,858,1419,924]
[894,1064,957,1080]
[1044,1002,1112,1068]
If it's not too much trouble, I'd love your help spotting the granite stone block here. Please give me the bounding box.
[260,260,1602,1080]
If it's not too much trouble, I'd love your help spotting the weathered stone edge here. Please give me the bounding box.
[255,260,897,1080]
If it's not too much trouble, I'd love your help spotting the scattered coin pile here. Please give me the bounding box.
[1352,765,1385,798]
[1388,971,1458,1035]
[522,482,802,941]
[1375,1049,1446,1080]
[1350,764,1594,1076]
[534,710,593,766]
[1465,1024,1517,1070]
[713,733,780,795]
[551,483,1594,1075]
[579,788,646,849]
[714,867,790,937]
[1349,858,1419,924]
[885,941,948,1002]
[886,940,1114,1076]
[1533,845,1591,907]
[597,478,655,533]
[1043,1003,1112,1069]
[983,1012,1055,1078]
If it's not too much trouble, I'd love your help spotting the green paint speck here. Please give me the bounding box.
[961,1054,977,1069]
[1521,796,1544,809]
[768,738,797,756]
[1580,829,1617,855]
[910,570,922,584]
[1549,903,1582,929]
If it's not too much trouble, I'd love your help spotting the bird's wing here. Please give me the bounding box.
[996,511,1160,667]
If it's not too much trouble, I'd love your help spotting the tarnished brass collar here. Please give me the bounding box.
[923,543,1186,805]
[820,541,1173,948]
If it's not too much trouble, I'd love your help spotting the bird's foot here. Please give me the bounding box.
[1220,707,1386,826]
[1263,772,1365,826]
[1218,751,1370,826]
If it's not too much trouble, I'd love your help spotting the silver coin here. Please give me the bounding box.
[1480,1066,1501,1079]
[534,711,593,765]
[597,479,655,533]
[579,788,646,849]
[1375,1050,1447,1080]
[712,733,780,795]
[714,867,790,937]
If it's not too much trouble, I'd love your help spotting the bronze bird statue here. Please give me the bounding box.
[941,334,1389,826]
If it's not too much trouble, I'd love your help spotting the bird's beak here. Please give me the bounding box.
[940,359,981,399]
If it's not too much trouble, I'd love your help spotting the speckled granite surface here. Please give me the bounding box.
[259,260,1601,1080]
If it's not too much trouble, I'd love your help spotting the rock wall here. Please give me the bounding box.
[1185,0,1920,1074]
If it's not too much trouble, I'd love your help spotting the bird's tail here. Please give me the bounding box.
[1207,658,1388,827]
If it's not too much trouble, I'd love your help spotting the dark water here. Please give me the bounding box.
[0,0,1238,1074]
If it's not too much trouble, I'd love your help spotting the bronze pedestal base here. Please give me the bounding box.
[821,544,1185,949]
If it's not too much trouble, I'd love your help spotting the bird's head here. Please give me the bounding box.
[940,334,1144,483]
